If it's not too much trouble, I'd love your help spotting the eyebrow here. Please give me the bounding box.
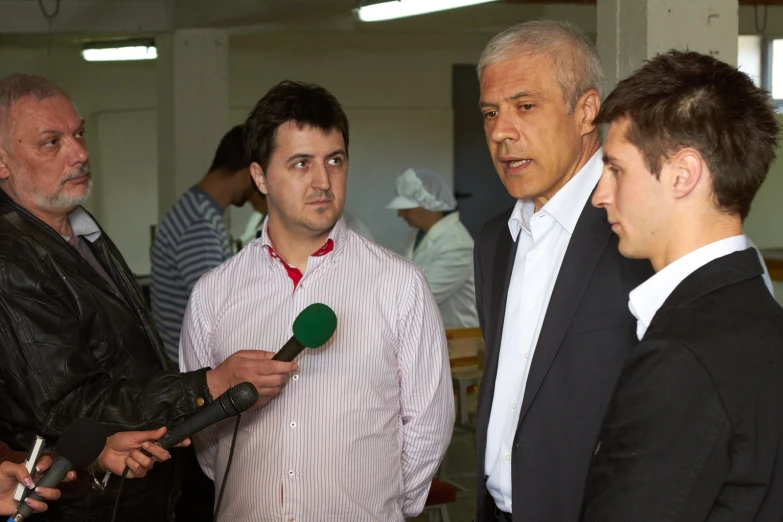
[479,91,538,109]
[602,153,620,165]
[286,148,346,163]
[40,119,86,137]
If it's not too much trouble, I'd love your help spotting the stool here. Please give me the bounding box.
[422,478,456,522]
[451,367,481,429]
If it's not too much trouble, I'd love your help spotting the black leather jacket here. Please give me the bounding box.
[0,190,212,516]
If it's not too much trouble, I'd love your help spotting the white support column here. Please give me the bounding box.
[156,29,229,219]
[598,0,739,94]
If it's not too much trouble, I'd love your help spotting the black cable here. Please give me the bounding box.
[213,414,242,522]
[109,467,130,522]
[37,0,60,19]
[107,414,242,522]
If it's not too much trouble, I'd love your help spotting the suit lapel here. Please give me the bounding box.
[517,199,613,424]
[477,220,519,444]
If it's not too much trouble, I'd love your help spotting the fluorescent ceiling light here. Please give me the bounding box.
[81,42,157,62]
[355,0,500,22]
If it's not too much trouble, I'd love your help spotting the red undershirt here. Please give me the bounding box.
[268,239,334,289]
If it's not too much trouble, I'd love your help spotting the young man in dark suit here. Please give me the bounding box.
[583,49,783,522]
[474,20,654,522]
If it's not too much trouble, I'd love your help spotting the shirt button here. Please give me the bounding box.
[505,454,511,461]
[195,397,205,407]
[524,352,529,359]
[526,300,535,309]
[289,518,295,522]
[292,374,299,381]
[290,421,296,428]
[288,470,294,476]
[511,402,517,410]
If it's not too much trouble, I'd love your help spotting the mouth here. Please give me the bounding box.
[499,157,532,174]
[63,174,91,186]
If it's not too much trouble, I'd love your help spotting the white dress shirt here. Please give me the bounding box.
[484,150,604,513]
[180,217,454,522]
[629,235,774,341]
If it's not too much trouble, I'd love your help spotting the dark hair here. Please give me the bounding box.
[244,80,349,172]
[596,50,780,219]
[208,125,251,174]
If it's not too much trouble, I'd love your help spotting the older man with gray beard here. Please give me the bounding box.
[0,74,296,522]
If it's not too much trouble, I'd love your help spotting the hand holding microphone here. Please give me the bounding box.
[9,419,107,521]
[206,303,338,407]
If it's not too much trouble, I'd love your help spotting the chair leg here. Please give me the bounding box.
[440,505,451,522]
[428,508,439,522]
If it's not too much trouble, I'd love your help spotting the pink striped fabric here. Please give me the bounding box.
[180,217,455,522]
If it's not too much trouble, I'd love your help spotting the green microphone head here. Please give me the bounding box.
[292,303,338,348]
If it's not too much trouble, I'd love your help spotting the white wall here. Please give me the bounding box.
[225,32,484,253]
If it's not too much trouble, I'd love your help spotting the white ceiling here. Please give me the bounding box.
[0,0,597,39]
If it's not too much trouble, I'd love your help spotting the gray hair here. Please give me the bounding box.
[0,74,67,145]
[477,20,604,113]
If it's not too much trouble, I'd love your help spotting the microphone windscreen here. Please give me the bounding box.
[57,418,108,466]
[292,303,337,348]
[222,382,260,416]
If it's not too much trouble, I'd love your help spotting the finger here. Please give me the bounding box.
[250,360,297,376]
[130,447,156,469]
[174,438,192,448]
[232,350,277,360]
[34,486,61,502]
[139,442,169,462]
[149,426,167,440]
[35,455,53,474]
[123,457,145,479]
[63,471,77,482]
[24,497,49,514]
[11,465,35,490]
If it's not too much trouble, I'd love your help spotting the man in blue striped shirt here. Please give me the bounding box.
[151,125,255,365]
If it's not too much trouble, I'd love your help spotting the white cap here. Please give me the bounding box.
[385,168,457,212]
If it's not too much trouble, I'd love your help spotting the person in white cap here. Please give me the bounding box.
[387,168,479,329]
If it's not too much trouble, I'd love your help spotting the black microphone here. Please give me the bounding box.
[10,419,107,521]
[155,382,259,450]
[272,303,338,362]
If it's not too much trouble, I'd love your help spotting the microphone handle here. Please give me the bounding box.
[157,399,231,450]
[272,336,306,362]
[13,456,73,520]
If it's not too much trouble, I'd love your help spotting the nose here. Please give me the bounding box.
[591,168,613,209]
[489,108,520,144]
[68,135,89,166]
[312,162,331,191]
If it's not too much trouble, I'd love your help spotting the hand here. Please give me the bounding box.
[207,350,298,408]
[0,456,74,516]
[98,427,190,479]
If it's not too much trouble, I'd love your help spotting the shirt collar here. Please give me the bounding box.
[507,148,603,240]
[419,212,460,244]
[66,207,102,243]
[628,235,750,340]
[190,185,225,216]
[257,214,349,267]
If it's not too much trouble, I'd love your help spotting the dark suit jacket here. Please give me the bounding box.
[582,248,783,522]
[474,199,654,522]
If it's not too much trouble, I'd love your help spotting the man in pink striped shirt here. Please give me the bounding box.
[180,80,455,521]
